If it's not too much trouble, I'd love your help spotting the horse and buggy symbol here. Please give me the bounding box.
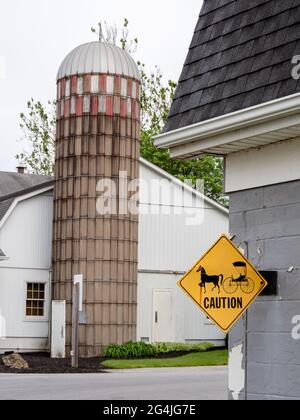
[197,261,255,295]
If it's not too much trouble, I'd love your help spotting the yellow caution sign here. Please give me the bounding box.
[178,234,268,332]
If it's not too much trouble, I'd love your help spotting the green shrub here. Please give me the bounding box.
[153,342,214,354]
[104,341,214,359]
[104,341,157,359]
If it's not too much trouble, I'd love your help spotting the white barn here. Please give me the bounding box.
[0,159,228,353]
[0,174,53,352]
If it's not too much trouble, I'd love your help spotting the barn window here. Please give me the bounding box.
[26,283,45,317]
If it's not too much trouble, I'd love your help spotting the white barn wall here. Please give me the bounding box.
[225,137,300,193]
[139,211,227,272]
[0,192,53,269]
[0,192,53,352]
[0,268,50,351]
[139,162,228,271]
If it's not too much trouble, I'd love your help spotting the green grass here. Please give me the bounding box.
[102,349,228,369]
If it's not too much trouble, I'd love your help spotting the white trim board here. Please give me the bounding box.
[225,137,300,193]
[154,93,300,159]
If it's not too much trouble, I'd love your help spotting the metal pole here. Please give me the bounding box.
[71,282,79,368]
[244,311,248,401]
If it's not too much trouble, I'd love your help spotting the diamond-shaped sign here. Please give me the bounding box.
[178,234,268,332]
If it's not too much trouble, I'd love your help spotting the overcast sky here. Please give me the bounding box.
[0,0,202,172]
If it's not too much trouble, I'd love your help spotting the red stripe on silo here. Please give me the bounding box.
[84,74,91,93]
[91,96,99,115]
[64,99,70,118]
[115,75,121,95]
[76,97,83,116]
[99,75,107,94]
[127,79,132,97]
[106,96,113,116]
[120,98,126,118]
[136,82,140,100]
[71,76,77,94]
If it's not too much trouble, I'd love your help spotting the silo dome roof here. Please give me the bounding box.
[57,41,140,80]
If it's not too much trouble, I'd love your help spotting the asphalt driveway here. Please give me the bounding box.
[0,366,227,400]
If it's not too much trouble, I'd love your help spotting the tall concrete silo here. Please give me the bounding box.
[53,42,141,357]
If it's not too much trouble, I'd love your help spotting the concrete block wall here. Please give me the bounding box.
[229,180,300,400]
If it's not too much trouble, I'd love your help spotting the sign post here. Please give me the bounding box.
[71,275,83,368]
[178,234,267,332]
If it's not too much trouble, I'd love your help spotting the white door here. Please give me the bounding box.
[153,289,173,342]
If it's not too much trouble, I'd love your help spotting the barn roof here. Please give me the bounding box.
[163,0,300,133]
[0,172,53,222]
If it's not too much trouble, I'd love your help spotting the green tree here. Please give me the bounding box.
[141,130,225,205]
[17,19,227,206]
[17,99,56,176]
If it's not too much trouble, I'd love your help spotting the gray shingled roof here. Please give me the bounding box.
[163,0,300,133]
[0,172,53,222]
[0,199,14,222]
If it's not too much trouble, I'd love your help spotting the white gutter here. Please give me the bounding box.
[154,92,300,150]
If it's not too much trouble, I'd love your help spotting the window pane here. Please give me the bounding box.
[40,284,45,298]
[38,301,44,316]
[27,283,33,299]
[26,283,45,317]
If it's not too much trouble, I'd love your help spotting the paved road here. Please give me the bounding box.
[0,366,227,400]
